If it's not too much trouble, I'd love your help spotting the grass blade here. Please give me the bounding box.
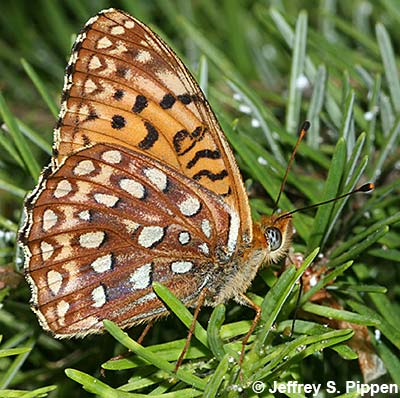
[0,93,40,178]
[286,11,308,133]
[103,320,207,391]
[376,23,400,112]
[308,138,346,250]
[152,282,208,348]
[65,368,141,397]
[207,304,226,360]
[0,337,34,389]
[328,226,389,268]
[306,65,327,148]
[203,354,230,398]
[21,59,58,118]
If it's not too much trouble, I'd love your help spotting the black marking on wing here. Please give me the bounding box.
[65,63,74,78]
[87,110,98,121]
[173,126,205,156]
[192,169,228,181]
[82,134,91,146]
[113,89,124,100]
[139,122,159,150]
[71,33,85,53]
[108,254,116,270]
[116,66,129,78]
[159,93,176,109]
[177,94,192,105]
[55,117,63,129]
[173,130,189,155]
[101,283,110,301]
[132,95,148,113]
[61,89,70,104]
[111,115,126,129]
[221,187,232,197]
[186,149,221,169]
[18,231,28,245]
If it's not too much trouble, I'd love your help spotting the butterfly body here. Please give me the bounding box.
[19,9,292,338]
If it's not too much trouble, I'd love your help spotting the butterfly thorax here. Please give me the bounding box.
[205,214,293,306]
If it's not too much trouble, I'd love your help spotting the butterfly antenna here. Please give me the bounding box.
[272,121,310,214]
[276,182,375,221]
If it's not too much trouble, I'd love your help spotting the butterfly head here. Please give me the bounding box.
[254,214,293,264]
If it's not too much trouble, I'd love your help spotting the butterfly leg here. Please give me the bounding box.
[137,321,154,344]
[238,293,261,366]
[174,288,208,372]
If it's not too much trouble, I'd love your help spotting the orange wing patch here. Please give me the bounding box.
[54,9,252,244]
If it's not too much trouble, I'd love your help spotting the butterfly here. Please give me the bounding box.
[19,8,293,348]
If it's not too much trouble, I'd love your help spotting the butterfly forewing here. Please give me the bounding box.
[22,143,235,336]
[56,8,252,243]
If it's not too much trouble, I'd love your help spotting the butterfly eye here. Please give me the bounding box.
[265,227,282,251]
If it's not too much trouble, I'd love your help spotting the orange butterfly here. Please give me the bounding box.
[19,9,292,359]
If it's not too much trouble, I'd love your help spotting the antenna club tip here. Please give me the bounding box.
[301,120,311,132]
[359,182,375,192]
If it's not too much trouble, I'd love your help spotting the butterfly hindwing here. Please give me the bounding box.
[21,143,236,336]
